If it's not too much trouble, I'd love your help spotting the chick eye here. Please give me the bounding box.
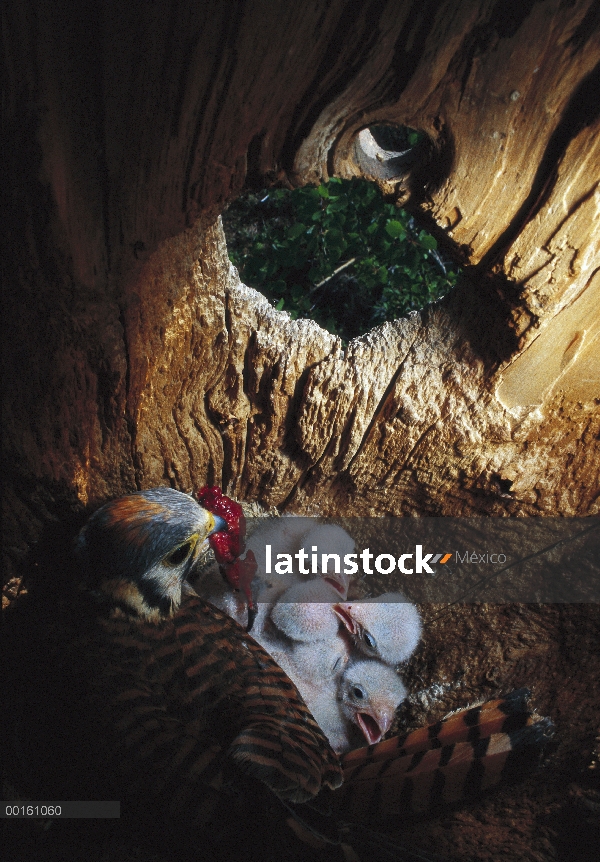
[363,630,377,651]
[352,685,366,700]
[164,541,193,567]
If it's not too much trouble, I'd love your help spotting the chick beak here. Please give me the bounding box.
[355,707,394,747]
[323,571,349,597]
[333,603,358,635]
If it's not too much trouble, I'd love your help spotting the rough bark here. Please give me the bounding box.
[2,1,599,859]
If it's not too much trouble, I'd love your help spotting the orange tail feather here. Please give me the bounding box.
[333,691,553,826]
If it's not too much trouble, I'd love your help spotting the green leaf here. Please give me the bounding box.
[326,197,347,212]
[222,175,460,342]
[286,223,306,240]
[420,234,438,250]
[385,220,405,238]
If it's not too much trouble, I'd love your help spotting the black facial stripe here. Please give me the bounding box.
[137,576,175,615]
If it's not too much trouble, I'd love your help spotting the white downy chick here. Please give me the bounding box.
[269,577,343,642]
[246,519,353,597]
[199,519,355,640]
[193,520,411,752]
[258,522,355,641]
[193,577,409,753]
[293,523,355,598]
[333,594,422,665]
[309,658,407,754]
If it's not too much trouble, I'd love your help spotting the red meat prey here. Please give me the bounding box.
[196,485,245,560]
[195,486,258,630]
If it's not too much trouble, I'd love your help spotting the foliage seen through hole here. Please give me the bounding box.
[222,177,459,342]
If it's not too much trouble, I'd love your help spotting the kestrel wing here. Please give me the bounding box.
[331,692,553,826]
[342,688,536,774]
[87,594,341,823]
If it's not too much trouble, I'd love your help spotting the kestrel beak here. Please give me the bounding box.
[194,514,227,558]
[209,514,228,535]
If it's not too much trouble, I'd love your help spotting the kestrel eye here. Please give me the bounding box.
[352,685,366,700]
[363,630,377,651]
[164,541,193,567]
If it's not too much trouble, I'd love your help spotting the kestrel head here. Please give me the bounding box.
[339,659,407,747]
[75,488,225,620]
[333,594,422,665]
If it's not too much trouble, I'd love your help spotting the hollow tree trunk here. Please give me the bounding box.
[4,1,598,545]
[3,2,599,859]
